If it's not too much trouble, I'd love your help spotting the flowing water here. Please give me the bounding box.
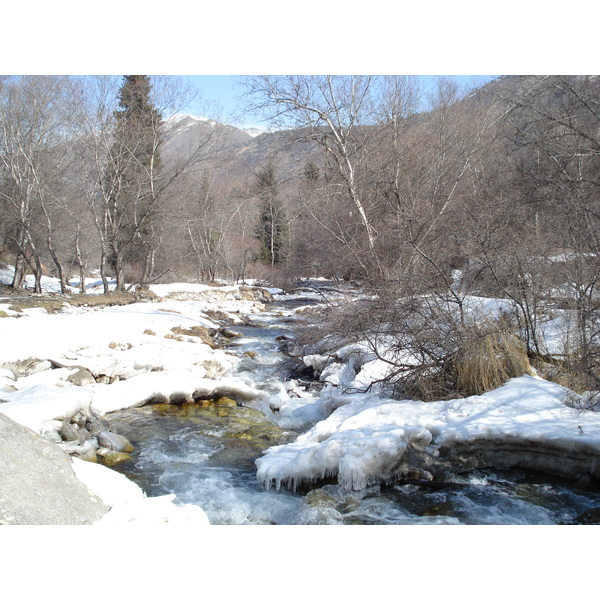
[106,298,600,525]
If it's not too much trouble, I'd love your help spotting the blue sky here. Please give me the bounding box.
[179,75,498,130]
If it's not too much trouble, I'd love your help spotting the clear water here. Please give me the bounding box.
[106,301,600,525]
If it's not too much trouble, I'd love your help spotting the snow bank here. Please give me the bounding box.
[0,385,93,434]
[257,375,600,491]
[0,264,114,294]
[0,367,269,436]
[89,371,269,415]
[72,458,210,525]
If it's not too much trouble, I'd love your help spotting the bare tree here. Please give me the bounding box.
[0,75,77,292]
[497,75,600,384]
[243,75,386,278]
[73,75,221,292]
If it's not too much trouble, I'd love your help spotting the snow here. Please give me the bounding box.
[0,385,93,434]
[2,269,600,523]
[257,374,600,491]
[71,458,210,524]
[0,264,113,294]
[163,113,214,128]
[244,128,267,138]
[0,273,274,524]
[254,292,600,492]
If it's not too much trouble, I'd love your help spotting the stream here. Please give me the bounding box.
[106,297,600,525]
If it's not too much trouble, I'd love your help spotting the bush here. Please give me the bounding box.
[294,291,534,402]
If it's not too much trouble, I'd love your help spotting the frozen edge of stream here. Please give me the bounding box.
[2,282,600,522]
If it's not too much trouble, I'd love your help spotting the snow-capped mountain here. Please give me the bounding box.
[160,112,319,181]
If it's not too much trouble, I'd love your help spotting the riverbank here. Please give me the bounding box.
[0,279,279,523]
[2,275,600,525]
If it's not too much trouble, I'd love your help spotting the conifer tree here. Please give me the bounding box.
[255,162,288,267]
[106,75,162,289]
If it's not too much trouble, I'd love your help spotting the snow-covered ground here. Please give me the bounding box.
[0,272,277,524]
[2,268,600,525]
[257,374,600,491]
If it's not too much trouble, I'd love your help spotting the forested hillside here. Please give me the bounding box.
[1,74,599,398]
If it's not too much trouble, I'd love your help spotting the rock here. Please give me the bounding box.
[2,358,53,379]
[204,309,233,323]
[0,412,108,524]
[41,428,63,444]
[218,327,241,339]
[85,416,111,435]
[60,421,91,443]
[201,359,230,379]
[97,431,134,453]
[215,396,238,407]
[437,437,600,484]
[70,410,88,428]
[170,325,216,347]
[67,367,96,386]
[97,448,133,467]
[40,420,63,441]
[58,437,99,460]
[168,392,194,405]
[305,488,337,507]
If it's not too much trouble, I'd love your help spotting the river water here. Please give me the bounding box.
[106,297,600,525]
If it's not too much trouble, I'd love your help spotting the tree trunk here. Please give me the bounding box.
[11,252,26,290]
[74,230,86,294]
[100,248,110,294]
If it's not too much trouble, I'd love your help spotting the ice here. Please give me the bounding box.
[256,375,600,491]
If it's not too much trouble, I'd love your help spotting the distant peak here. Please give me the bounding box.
[164,113,215,126]
[244,128,266,138]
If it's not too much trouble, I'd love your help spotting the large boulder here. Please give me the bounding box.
[0,412,109,525]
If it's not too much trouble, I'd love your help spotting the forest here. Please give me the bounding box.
[1,74,599,401]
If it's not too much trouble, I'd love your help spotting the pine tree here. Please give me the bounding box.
[255,162,288,267]
[106,75,162,289]
[302,160,320,183]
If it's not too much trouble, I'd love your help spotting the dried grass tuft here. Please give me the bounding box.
[449,323,532,397]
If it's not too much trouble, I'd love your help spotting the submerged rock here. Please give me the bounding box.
[573,507,600,524]
[421,500,456,517]
[305,488,337,507]
[215,396,237,407]
[97,449,133,467]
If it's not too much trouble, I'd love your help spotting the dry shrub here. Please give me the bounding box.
[294,293,534,402]
[448,323,532,397]
[532,355,598,395]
